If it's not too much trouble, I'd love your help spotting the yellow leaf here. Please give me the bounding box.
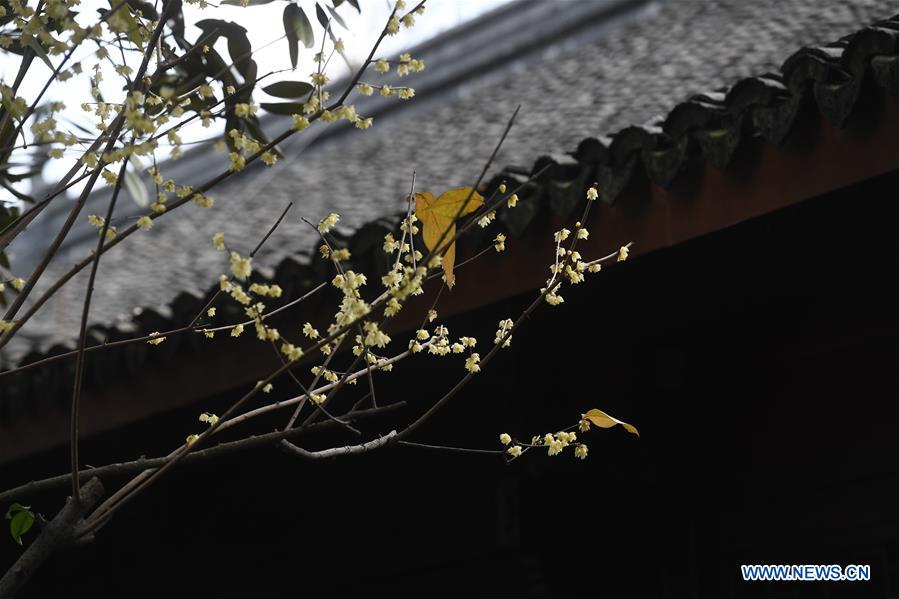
[415,187,484,289]
[583,408,640,437]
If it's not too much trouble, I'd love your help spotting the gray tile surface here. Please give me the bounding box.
[6,0,889,363]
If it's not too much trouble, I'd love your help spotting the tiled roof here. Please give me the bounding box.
[2,0,896,424]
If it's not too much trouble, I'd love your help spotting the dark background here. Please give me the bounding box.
[3,170,899,597]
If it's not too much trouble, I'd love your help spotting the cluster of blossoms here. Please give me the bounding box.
[363,22,427,97]
[498,428,588,461]
[226,127,278,171]
[396,53,426,77]
[536,431,584,457]
[408,327,479,373]
[538,187,629,306]
[384,0,424,35]
[151,148,634,467]
[494,318,513,348]
[199,412,219,426]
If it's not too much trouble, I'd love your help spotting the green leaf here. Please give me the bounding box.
[123,164,148,208]
[5,503,28,520]
[260,102,304,115]
[290,5,314,47]
[346,0,360,12]
[283,6,299,69]
[9,509,34,545]
[227,32,256,81]
[196,20,255,82]
[283,3,314,72]
[262,81,313,99]
[195,19,247,36]
[315,3,328,29]
[326,4,347,29]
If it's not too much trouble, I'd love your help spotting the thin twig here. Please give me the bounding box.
[70,157,131,498]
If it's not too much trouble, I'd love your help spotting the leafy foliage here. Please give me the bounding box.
[283,3,314,69]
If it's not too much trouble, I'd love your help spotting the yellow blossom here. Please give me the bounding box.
[318,212,340,233]
[192,193,214,208]
[477,211,496,228]
[303,322,320,339]
[281,342,303,362]
[331,248,351,261]
[230,251,252,280]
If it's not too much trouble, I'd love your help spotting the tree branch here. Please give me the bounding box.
[280,430,397,459]
[0,403,404,505]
